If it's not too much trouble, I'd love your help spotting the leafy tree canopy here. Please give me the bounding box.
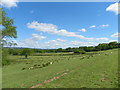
[0,8,17,46]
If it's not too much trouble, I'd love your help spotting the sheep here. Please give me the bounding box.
[42,64,46,67]
[81,57,85,59]
[22,68,26,70]
[87,56,90,59]
[28,67,34,70]
[50,62,53,64]
[105,53,109,55]
[34,64,37,66]
[91,55,94,57]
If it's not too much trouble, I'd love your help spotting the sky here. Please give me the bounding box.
[0,0,119,49]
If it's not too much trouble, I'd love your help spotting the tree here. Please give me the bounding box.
[21,48,32,58]
[0,8,17,65]
[57,48,63,52]
[0,8,17,40]
[108,41,118,48]
[66,47,72,52]
[0,8,17,45]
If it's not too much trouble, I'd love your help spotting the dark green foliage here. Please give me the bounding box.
[8,48,20,55]
[74,50,86,54]
[0,8,17,39]
[57,48,63,52]
[74,50,81,54]
[21,48,32,58]
[6,41,120,55]
[2,49,10,66]
[0,8,17,66]
[80,50,86,54]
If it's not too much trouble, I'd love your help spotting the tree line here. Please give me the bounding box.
[7,41,120,56]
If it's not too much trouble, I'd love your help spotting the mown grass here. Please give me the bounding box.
[2,49,118,88]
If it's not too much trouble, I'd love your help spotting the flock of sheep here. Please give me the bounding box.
[22,61,54,70]
[22,51,113,70]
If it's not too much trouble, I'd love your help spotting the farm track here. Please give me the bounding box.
[30,70,69,88]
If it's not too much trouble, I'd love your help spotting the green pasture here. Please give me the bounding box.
[2,49,118,88]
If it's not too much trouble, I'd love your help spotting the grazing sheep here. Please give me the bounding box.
[28,67,33,70]
[22,68,26,70]
[50,62,53,64]
[42,64,45,67]
[105,53,109,55]
[30,67,34,69]
[91,55,93,57]
[87,56,90,59]
[81,57,84,59]
[34,64,37,66]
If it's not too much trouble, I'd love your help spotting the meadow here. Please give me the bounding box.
[2,49,118,88]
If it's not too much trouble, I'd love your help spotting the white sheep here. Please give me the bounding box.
[29,67,34,69]
[50,62,53,64]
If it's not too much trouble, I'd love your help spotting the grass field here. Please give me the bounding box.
[2,49,118,88]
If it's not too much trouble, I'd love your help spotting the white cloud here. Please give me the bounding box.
[106,3,120,15]
[16,38,99,49]
[16,33,46,48]
[0,0,19,8]
[99,24,109,27]
[70,41,98,46]
[44,39,67,49]
[89,24,109,28]
[85,37,109,41]
[32,33,46,40]
[27,21,109,41]
[111,32,120,37]
[16,38,67,49]
[79,28,86,32]
[109,39,118,42]
[89,25,96,28]
[99,39,118,44]
[17,33,46,48]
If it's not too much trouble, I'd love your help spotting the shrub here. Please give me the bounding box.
[2,49,10,66]
[80,50,86,54]
[74,50,81,54]
[12,50,20,55]
[74,50,86,54]
[21,48,32,58]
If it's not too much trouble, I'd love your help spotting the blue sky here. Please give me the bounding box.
[1,1,119,49]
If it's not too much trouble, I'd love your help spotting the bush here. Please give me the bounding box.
[74,50,81,54]
[80,50,86,54]
[74,50,86,54]
[12,50,20,55]
[21,48,32,58]
[2,49,10,66]
[8,49,20,55]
